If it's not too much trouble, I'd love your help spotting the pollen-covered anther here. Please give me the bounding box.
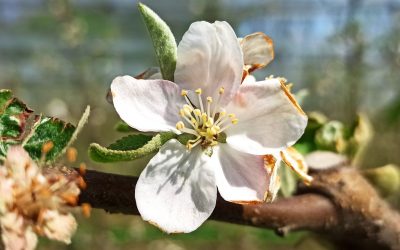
[176,121,185,130]
[181,89,188,96]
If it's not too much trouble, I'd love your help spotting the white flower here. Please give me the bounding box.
[110,21,307,233]
[0,146,80,250]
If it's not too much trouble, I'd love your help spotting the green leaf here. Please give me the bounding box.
[89,132,176,163]
[22,106,90,162]
[109,134,153,151]
[23,116,75,161]
[114,121,137,133]
[0,89,33,158]
[138,3,177,81]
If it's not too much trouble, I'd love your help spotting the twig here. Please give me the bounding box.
[76,167,400,250]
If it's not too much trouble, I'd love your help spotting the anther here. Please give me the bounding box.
[176,121,185,130]
[207,97,213,103]
[195,88,202,95]
[219,87,225,94]
[181,89,188,96]
[232,119,239,124]
[194,109,201,116]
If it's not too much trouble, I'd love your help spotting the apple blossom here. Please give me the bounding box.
[0,146,81,250]
[110,21,308,233]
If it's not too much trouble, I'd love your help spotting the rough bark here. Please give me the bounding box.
[77,167,400,250]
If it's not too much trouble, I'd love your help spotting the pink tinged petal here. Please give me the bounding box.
[174,21,243,106]
[135,139,217,233]
[211,144,267,204]
[111,76,184,133]
[240,32,274,72]
[225,78,308,155]
[42,210,77,244]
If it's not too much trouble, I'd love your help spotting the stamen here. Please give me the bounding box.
[214,111,226,125]
[219,118,239,132]
[193,109,202,123]
[212,87,225,118]
[176,121,185,130]
[196,88,204,113]
[206,97,212,116]
[181,89,194,109]
[177,86,237,151]
[187,138,202,150]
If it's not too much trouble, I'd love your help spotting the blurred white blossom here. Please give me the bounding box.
[0,146,80,250]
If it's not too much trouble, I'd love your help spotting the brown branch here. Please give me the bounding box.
[77,167,400,250]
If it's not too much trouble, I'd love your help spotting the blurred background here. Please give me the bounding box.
[0,0,399,249]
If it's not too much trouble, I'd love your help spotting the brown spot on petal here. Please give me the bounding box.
[279,80,306,116]
[241,69,249,83]
[280,150,313,185]
[264,155,276,171]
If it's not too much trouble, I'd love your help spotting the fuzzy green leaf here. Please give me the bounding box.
[89,132,176,163]
[109,134,153,151]
[138,3,177,81]
[114,121,137,133]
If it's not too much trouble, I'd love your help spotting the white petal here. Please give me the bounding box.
[111,76,184,132]
[225,78,307,155]
[280,147,313,184]
[1,212,38,250]
[241,32,274,72]
[305,151,348,170]
[264,154,281,202]
[42,210,77,244]
[135,139,217,233]
[211,144,267,203]
[175,21,243,106]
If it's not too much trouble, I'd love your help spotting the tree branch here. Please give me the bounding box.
[77,167,400,250]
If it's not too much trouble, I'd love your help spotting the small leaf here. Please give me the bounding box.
[22,106,90,162]
[138,3,177,81]
[89,132,176,163]
[109,134,153,151]
[23,116,75,161]
[0,89,33,158]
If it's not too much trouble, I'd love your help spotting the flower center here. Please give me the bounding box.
[176,87,238,150]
